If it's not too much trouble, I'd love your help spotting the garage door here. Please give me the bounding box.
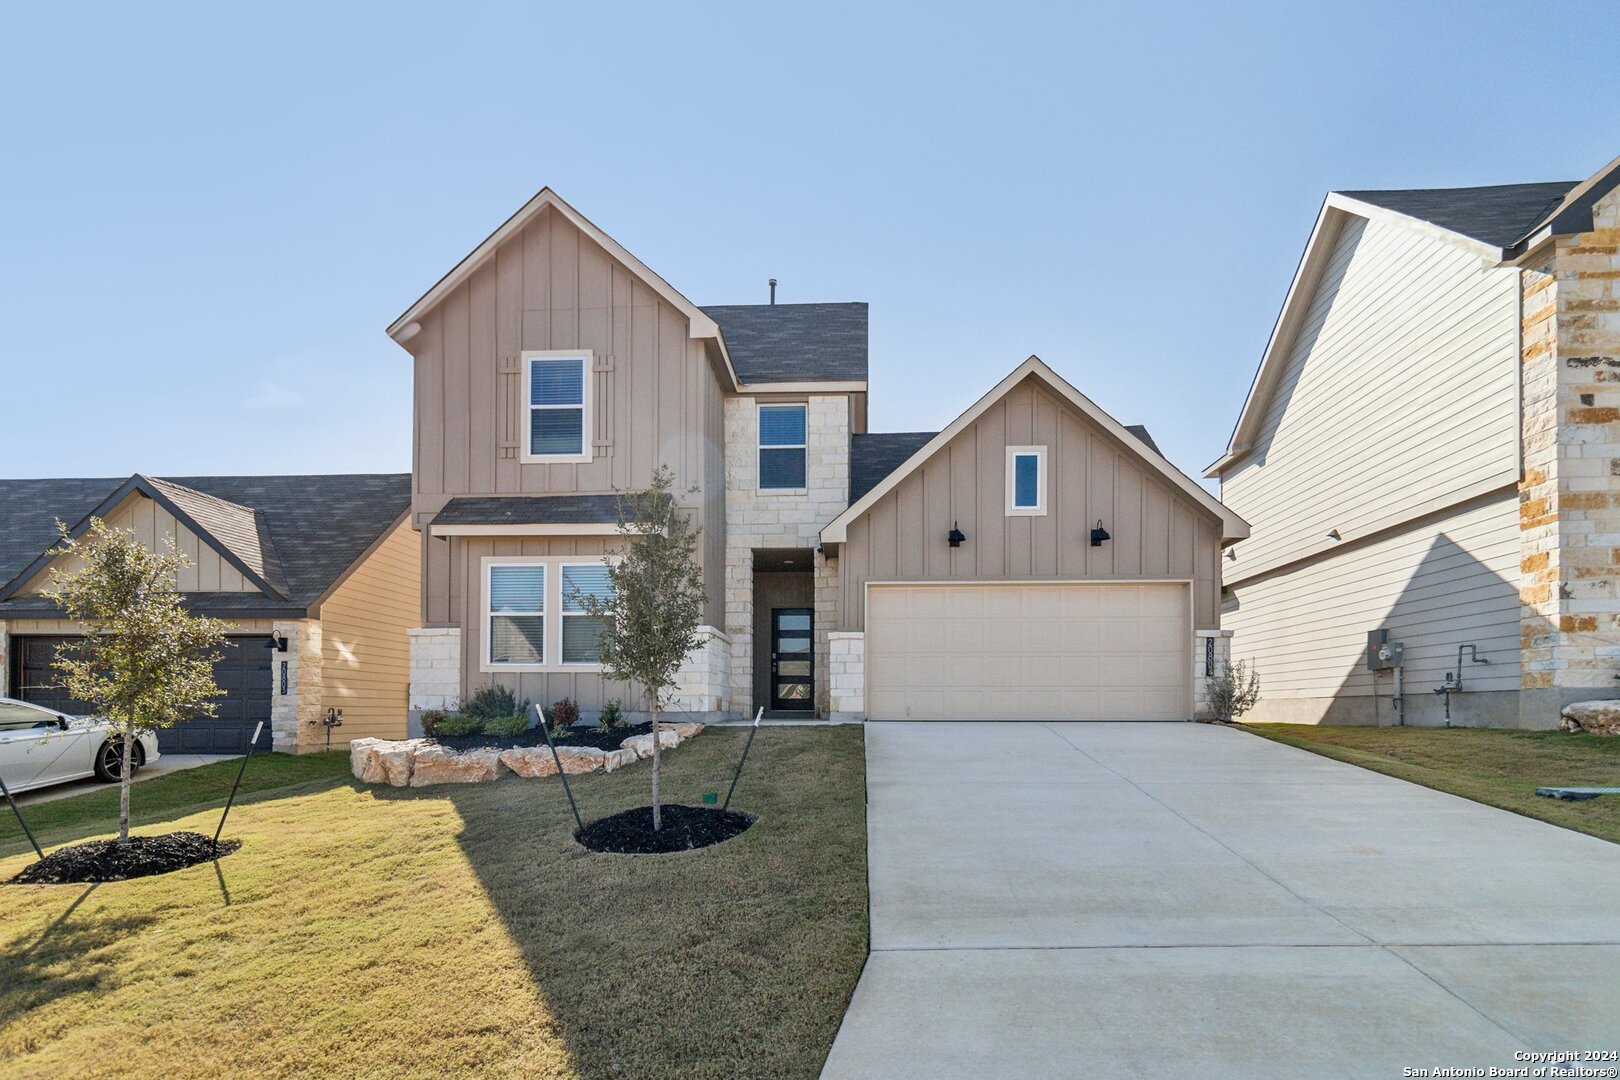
[10,635,273,753]
[865,583,1190,721]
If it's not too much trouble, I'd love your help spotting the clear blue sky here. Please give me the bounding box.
[3,3,1615,486]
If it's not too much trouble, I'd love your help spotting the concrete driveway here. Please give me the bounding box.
[823,722,1620,1079]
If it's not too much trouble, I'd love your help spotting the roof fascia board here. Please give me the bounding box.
[429,523,629,537]
[822,357,1248,544]
[387,189,735,383]
[0,475,286,602]
[735,380,868,395]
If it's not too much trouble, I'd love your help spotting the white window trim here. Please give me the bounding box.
[520,350,594,465]
[481,555,612,673]
[757,401,809,495]
[1006,445,1047,516]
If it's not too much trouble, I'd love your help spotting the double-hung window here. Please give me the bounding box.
[484,558,615,669]
[523,351,591,461]
[561,563,613,665]
[1006,446,1046,515]
[758,403,807,491]
[488,564,546,665]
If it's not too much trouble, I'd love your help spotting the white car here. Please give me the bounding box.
[0,696,160,795]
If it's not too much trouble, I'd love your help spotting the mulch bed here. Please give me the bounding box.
[576,804,755,854]
[433,722,654,753]
[8,832,241,885]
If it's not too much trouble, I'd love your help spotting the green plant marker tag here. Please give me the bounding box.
[702,791,718,805]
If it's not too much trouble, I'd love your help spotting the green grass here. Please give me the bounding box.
[1243,723,1620,845]
[0,727,869,1079]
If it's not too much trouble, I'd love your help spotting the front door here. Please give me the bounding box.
[770,608,814,711]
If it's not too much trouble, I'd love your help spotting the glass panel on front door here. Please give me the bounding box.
[771,608,814,711]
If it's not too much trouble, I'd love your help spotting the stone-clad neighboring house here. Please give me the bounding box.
[393,189,1247,725]
[1209,155,1620,727]
[0,473,417,752]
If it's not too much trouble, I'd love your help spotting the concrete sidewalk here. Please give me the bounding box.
[14,753,230,806]
[823,722,1620,1079]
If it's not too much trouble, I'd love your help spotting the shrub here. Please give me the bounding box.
[432,712,485,737]
[482,712,531,738]
[1206,659,1261,723]
[419,708,449,738]
[598,698,626,730]
[463,685,528,722]
[549,697,580,737]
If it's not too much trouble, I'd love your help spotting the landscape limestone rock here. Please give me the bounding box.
[409,746,508,786]
[350,738,425,787]
[1559,700,1620,736]
[499,746,559,778]
[621,729,681,759]
[602,747,639,772]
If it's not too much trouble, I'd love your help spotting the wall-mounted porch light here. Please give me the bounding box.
[947,522,967,548]
[1326,529,1342,542]
[265,630,289,652]
[1089,520,1111,547]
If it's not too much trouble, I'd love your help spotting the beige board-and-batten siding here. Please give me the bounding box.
[317,519,421,744]
[408,202,727,632]
[1219,214,1520,583]
[837,377,1223,632]
[19,492,257,595]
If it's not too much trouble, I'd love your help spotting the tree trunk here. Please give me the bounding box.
[119,726,134,844]
[650,699,662,832]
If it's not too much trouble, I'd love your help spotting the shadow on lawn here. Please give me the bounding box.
[414,726,870,1080]
[0,884,157,1030]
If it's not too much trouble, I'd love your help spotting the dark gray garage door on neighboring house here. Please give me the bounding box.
[10,635,272,754]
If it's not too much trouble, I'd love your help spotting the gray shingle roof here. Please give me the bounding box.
[432,493,667,526]
[1337,180,1576,249]
[0,473,410,616]
[1125,424,1160,455]
[702,302,868,384]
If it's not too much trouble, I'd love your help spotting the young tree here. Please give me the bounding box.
[45,518,232,843]
[576,466,706,831]
[1206,658,1261,723]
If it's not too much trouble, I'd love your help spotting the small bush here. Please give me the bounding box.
[598,698,626,730]
[432,712,485,737]
[419,708,449,738]
[463,685,528,722]
[549,697,580,737]
[482,712,531,738]
[1206,659,1261,723]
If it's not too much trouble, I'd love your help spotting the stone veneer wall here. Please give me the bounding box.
[0,621,8,698]
[669,626,732,720]
[1519,186,1620,724]
[723,395,850,714]
[1193,629,1234,721]
[271,618,323,753]
[828,631,864,720]
[407,627,463,729]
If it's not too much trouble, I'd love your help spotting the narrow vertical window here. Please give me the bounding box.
[561,564,613,664]
[1006,446,1046,515]
[524,353,589,459]
[759,403,808,490]
[488,564,546,664]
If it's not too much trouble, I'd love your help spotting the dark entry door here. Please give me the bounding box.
[11,635,272,754]
[770,608,813,711]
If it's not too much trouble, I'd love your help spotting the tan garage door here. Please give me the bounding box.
[865,583,1191,721]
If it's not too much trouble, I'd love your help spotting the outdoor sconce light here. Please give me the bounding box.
[265,630,289,652]
[947,522,967,548]
[1326,529,1342,542]
[1089,520,1111,547]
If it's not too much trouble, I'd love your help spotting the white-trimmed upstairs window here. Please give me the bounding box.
[488,564,546,665]
[758,403,807,491]
[523,351,591,462]
[561,563,613,665]
[1006,446,1047,516]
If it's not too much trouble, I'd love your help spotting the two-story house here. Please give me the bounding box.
[393,189,1246,725]
[1210,154,1620,728]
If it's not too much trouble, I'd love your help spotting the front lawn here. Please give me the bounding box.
[1243,723,1620,845]
[0,726,868,1079]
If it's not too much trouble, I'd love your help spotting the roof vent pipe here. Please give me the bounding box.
[769,278,777,305]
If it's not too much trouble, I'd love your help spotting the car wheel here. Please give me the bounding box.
[93,739,139,782]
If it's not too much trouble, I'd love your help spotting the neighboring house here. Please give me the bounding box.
[394,189,1247,724]
[1209,155,1620,728]
[0,473,417,752]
